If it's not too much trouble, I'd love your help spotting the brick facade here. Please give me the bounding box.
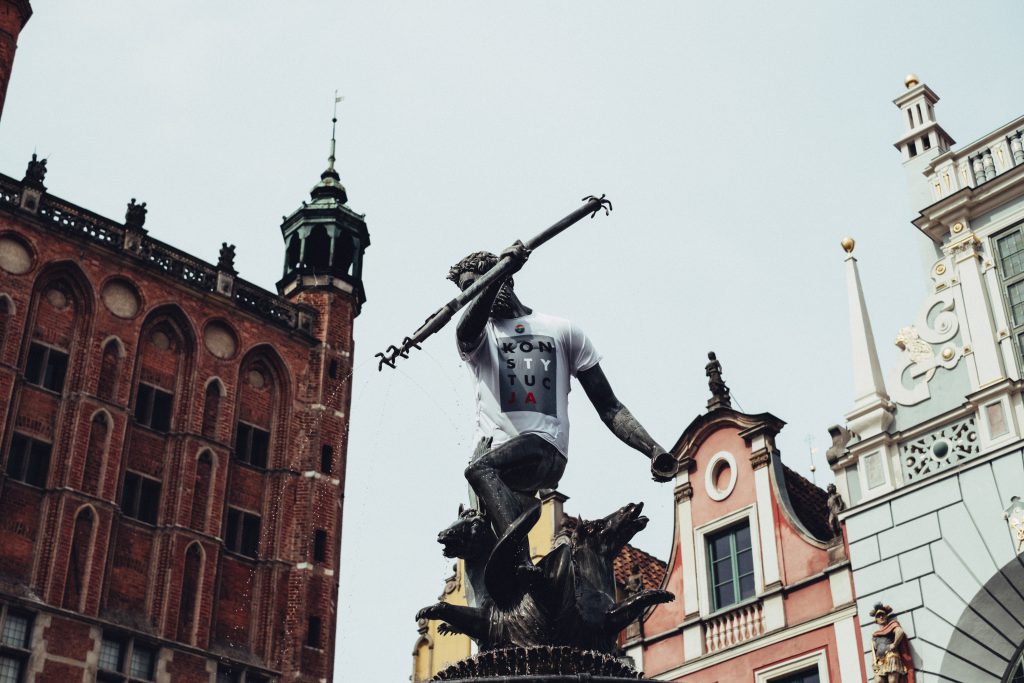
[0,8,363,677]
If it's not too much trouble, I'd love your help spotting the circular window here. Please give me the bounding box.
[0,234,33,274]
[203,321,238,360]
[705,451,738,501]
[101,279,141,319]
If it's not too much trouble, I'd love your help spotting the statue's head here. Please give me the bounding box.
[447,250,516,317]
[826,483,837,495]
[868,602,894,625]
[437,504,492,560]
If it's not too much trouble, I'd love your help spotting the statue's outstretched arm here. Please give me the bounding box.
[578,364,675,481]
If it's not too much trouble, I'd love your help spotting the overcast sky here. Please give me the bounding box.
[2,2,1023,680]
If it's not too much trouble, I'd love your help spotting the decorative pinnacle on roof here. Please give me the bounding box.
[311,91,348,204]
[705,351,732,412]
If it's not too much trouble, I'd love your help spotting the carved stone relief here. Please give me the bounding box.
[888,290,963,406]
[900,416,980,483]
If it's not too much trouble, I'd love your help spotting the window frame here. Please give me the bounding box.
[0,605,33,683]
[5,432,52,488]
[753,649,829,683]
[216,664,272,683]
[706,521,756,611]
[96,632,158,683]
[24,341,69,393]
[121,471,161,525]
[993,222,1024,367]
[133,383,174,433]
[225,507,261,560]
[234,422,270,469]
[693,504,764,618]
[313,529,328,563]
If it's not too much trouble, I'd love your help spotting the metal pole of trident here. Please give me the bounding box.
[376,194,612,371]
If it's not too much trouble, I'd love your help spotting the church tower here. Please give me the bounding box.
[275,113,368,681]
[892,74,955,213]
[0,0,31,122]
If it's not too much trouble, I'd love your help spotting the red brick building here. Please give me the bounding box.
[0,4,368,681]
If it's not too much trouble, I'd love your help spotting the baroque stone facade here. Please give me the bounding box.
[832,75,1024,681]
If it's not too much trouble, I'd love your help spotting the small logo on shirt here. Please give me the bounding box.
[514,324,525,333]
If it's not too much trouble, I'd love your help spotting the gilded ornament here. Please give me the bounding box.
[934,264,946,275]
[941,347,954,361]
[904,73,920,88]
[841,237,855,254]
[951,222,964,234]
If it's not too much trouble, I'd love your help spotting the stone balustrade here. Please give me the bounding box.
[703,599,764,653]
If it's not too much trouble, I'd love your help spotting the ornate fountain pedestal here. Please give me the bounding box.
[429,645,656,681]
[416,503,673,683]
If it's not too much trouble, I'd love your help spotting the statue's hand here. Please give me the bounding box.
[650,451,675,483]
[416,603,446,622]
[500,240,531,273]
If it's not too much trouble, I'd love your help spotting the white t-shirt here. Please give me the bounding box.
[459,312,601,456]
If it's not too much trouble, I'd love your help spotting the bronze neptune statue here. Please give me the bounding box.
[408,198,674,675]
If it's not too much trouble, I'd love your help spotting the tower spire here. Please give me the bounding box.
[327,91,342,174]
[841,237,893,437]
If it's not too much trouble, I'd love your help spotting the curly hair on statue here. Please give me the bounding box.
[447,251,499,284]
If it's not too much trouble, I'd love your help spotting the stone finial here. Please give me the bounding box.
[22,153,46,191]
[217,242,238,275]
[125,198,148,232]
[705,351,732,412]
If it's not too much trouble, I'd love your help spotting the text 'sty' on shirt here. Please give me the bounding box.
[459,312,601,456]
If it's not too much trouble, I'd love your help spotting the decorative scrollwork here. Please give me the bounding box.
[889,291,962,406]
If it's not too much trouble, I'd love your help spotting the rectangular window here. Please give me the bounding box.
[0,607,32,683]
[313,530,327,563]
[217,666,269,683]
[771,668,820,683]
[306,616,322,648]
[24,342,68,393]
[995,225,1024,366]
[97,633,156,682]
[134,384,173,433]
[235,423,269,469]
[225,508,261,559]
[5,433,51,487]
[121,472,161,525]
[707,522,755,611]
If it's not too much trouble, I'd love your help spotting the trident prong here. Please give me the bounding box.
[582,194,612,218]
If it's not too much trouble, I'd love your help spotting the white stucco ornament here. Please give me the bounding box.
[705,451,737,501]
[888,290,962,406]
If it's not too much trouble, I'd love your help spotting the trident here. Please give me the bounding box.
[376,194,612,371]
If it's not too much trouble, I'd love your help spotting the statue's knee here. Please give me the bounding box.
[464,461,484,483]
